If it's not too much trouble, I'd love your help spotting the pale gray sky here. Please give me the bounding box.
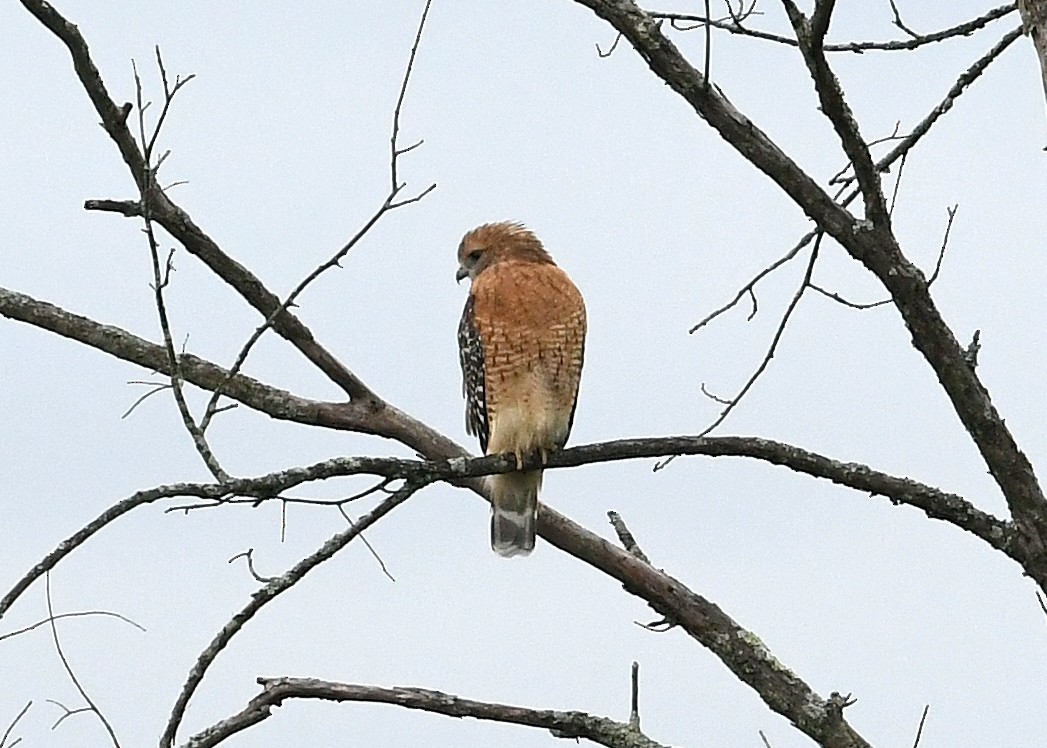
[3,2,1046,746]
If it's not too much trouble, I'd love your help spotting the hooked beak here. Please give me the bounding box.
[455,266,469,284]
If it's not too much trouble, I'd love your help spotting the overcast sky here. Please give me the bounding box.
[3,2,1047,746]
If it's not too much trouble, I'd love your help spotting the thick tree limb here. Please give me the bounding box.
[568,0,1047,587]
[180,677,668,748]
[1019,0,1047,123]
[0,284,465,458]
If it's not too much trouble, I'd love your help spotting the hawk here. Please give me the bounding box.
[456,222,586,557]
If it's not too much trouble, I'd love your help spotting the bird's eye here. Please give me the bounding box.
[467,249,483,265]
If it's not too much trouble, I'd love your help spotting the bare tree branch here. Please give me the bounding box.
[1018,0,1047,127]
[629,661,642,730]
[783,0,889,228]
[700,19,1016,332]
[132,61,228,481]
[696,234,820,436]
[180,677,669,748]
[650,3,1017,53]
[841,26,1023,189]
[8,281,1009,556]
[0,284,467,460]
[608,511,652,563]
[0,701,31,748]
[690,229,813,332]
[0,610,145,643]
[45,573,121,747]
[911,704,930,747]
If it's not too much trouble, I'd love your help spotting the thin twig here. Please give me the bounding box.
[596,31,623,56]
[608,511,651,564]
[703,0,711,85]
[0,702,31,748]
[690,229,816,332]
[132,59,228,482]
[120,381,171,419]
[808,283,890,310]
[812,202,956,310]
[629,661,641,730]
[0,610,145,643]
[888,0,920,39]
[927,205,958,285]
[911,704,930,747]
[390,0,433,197]
[700,381,733,405]
[227,549,276,584]
[336,505,396,582]
[696,234,822,437]
[145,47,195,158]
[200,0,435,430]
[887,151,907,217]
[45,573,121,747]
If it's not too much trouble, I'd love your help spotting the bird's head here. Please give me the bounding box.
[456,222,555,283]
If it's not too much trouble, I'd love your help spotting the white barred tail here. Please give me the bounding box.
[489,470,541,557]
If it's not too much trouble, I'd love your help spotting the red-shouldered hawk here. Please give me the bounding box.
[456,222,586,557]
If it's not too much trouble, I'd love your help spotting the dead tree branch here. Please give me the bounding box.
[131,58,228,481]
[783,0,889,227]
[1018,0,1047,125]
[650,3,1016,53]
[0,610,145,643]
[696,233,821,436]
[0,701,30,748]
[45,574,121,747]
[180,677,668,748]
